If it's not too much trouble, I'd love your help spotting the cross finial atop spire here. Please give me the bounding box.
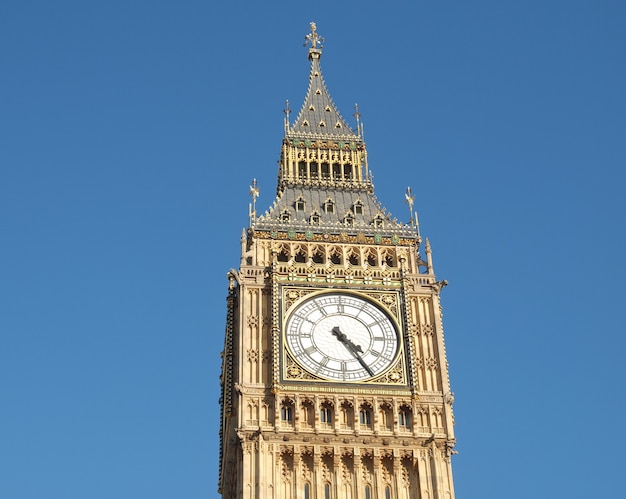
[304,22,324,50]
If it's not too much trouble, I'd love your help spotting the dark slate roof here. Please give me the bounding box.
[254,186,411,236]
[287,50,358,140]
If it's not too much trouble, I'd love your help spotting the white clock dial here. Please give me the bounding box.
[284,293,399,381]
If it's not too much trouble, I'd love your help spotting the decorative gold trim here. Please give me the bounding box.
[280,287,408,386]
[255,230,417,246]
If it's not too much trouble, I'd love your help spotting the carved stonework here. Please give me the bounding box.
[219,23,457,499]
[280,450,294,483]
[247,349,259,363]
[360,453,374,482]
[418,323,434,336]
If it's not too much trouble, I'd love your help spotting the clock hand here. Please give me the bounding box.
[331,327,374,377]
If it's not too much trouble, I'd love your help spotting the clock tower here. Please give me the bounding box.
[219,23,456,498]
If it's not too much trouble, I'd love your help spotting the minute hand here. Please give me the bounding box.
[331,327,375,377]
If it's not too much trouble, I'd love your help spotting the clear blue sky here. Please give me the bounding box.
[2,1,625,498]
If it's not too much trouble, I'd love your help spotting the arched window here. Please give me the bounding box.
[301,400,314,429]
[365,485,372,499]
[277,249,289,262]
[304,483,311,499]
[348,251,359,266]
[281,400,294,424]
[324,483,331,499]
[340,401,354,430]
[294,250,306,263]
[385,485,391,499]
[380,403,393,432]
[399,406,412,430]
[312,249,324,264]
[330,252,341,265]
[320,402,333,427]
[359,405,372,427]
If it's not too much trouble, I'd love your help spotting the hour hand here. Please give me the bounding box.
[331,327,373,376]
[332,327,363,352]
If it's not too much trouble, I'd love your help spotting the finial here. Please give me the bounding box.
[283,100,291,132]
[249,178,259,225]
[304,22,324,50]
[405,186,415,223]
[425,238,433,274]
[405,186,420,237]
[353,103,362,137]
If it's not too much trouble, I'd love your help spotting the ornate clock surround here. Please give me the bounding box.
[278,285,409,388]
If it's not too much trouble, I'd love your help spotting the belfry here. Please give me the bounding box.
[219,22,457,498]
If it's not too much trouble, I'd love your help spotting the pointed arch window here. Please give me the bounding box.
[312,248,324,263]
[353,200,363,215]
[348,251,359,266]
[366,253,377,267]
[374,214,384,228]
[310,211,320,225]
[277,249,290,262]
[281,210,291,222]
[344,213,354,227]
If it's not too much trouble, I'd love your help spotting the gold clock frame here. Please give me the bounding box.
[279,286,408,386]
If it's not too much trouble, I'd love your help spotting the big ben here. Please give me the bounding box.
[219,22,456,499]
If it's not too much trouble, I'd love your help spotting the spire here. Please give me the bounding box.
[253,22,421,244]
[288,22,358,140]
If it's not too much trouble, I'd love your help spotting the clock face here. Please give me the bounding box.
[284,293,399,381]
